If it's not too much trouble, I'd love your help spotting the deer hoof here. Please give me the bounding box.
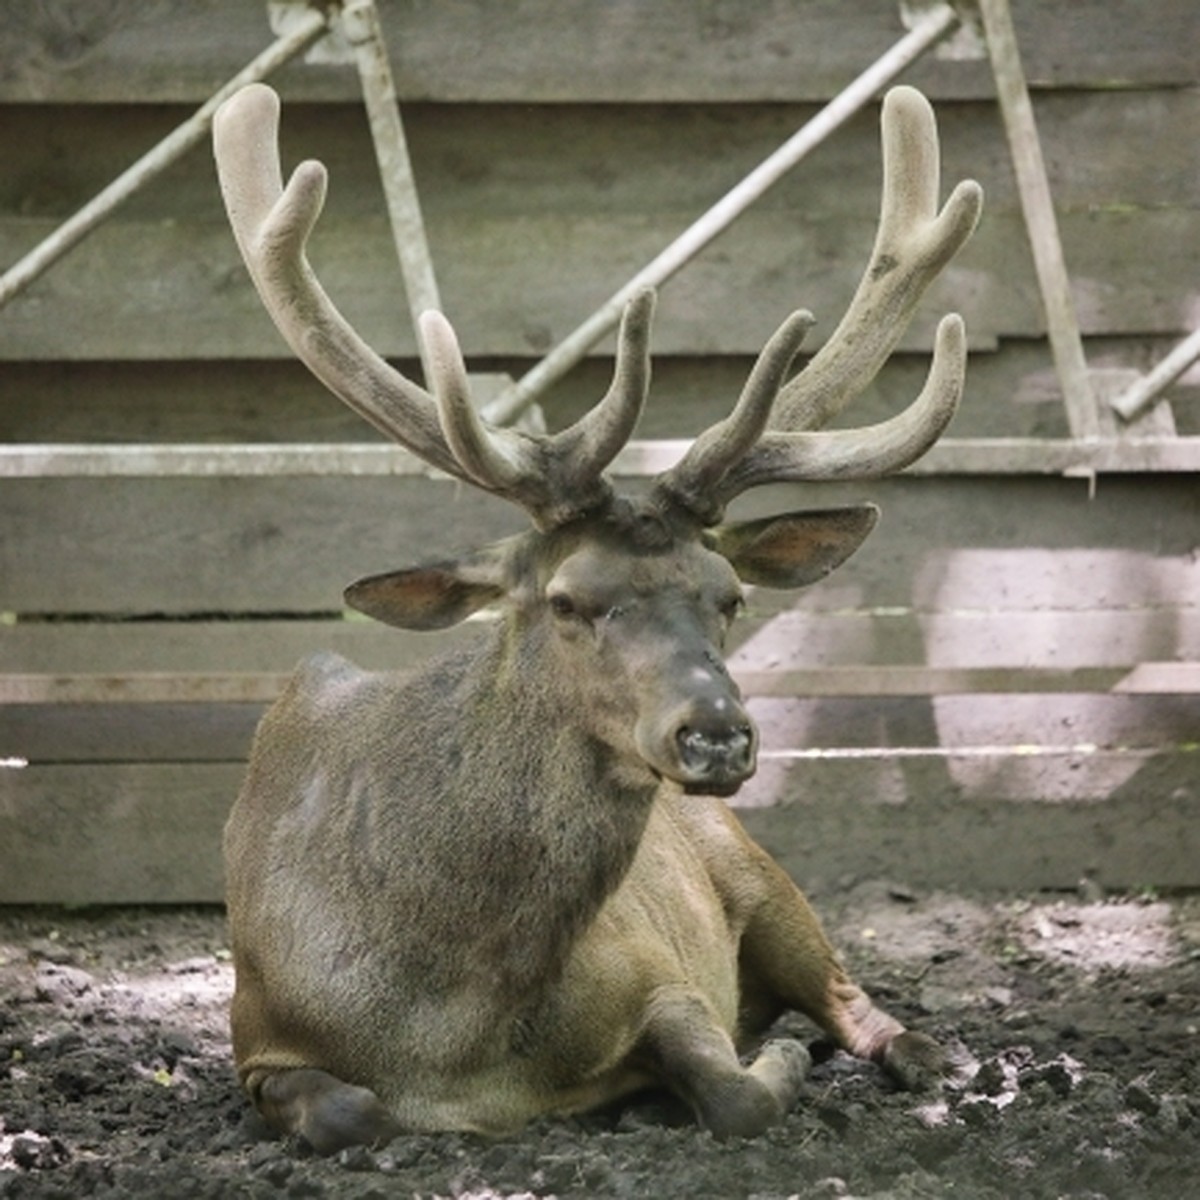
[755,1037,813,1097]
[257,1068,401,1155]
[880,1030,946,1092]
[702,1039,811,1140]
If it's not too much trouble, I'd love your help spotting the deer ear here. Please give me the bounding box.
[710,503,880,589]
[344,548,510,630]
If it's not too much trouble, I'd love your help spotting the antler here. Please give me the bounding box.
[212,83,652,531]
[653,86,983,523]
[215,83,979,534]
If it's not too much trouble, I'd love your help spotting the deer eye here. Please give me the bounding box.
[548,593,577,619]
[719,594,745,622]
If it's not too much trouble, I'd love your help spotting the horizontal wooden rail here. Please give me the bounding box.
[5,437,1200,479]
[1,0,1193,105]
[4,662,1198,705]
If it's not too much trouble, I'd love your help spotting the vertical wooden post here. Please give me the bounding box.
[342,0,443,386]
[977,0,1100,439]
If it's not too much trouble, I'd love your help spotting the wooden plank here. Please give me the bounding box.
[6,663,1200,707]
[744,745,1198,808]
[6,693,1195,765]
[730,608,1200,669]
[1,336,1195,444]
[0,702,263,764]
[1115,662,1200,694]
[3,474,1198,614]
[0,205,1197,360]
[0,618,470,674]
[0,474,525,613]
[740,749,1200,893]
[748,693,1200,754]
[737,664,1200,698]
[1,674,287,704]
[0,1,1194,103]
[0,762,238,905]
[3,750,1196,904]
[6,608,1198,674]
[908,437,1200,474]
[5,93,1198,228]
[9,437,1200,479]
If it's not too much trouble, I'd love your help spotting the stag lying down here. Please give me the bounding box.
[214,83,982,1153]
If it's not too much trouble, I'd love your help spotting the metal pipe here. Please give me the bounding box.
[341,0,443,383]
[977,0,1099,439]
[1110,326,1200,422]
[0,5,331,312]
[482,2,961,427]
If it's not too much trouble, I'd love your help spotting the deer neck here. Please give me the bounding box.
[447,625,660,992]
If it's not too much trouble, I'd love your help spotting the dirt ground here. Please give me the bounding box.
[1,882,1197,1199]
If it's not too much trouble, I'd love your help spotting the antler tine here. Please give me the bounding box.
[216,84,656,532]
[418,309,528,490]
[649,85,981,523]
[711,312,966,501]
[553,288,655,483]
[213,84,467,481]
[420,293,655,531]
[771,85,982,433]
[651,309,815,523]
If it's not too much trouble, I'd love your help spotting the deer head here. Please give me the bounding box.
[212,83,981,797]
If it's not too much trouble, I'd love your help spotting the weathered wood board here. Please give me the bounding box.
[4,475,1197,614]
[0,89,1197,362]
[3,747,1196,905]
[3,472,1198,902]
[0,1,1195,104]
[740,751,1200,897]
[4,689,1196,766]
[2,2,1198,905]
[0,763,237,906]
[7,607,1200,675]
[0,208,1196,362]
[2,340,1198,445]
[4,92,1197,225]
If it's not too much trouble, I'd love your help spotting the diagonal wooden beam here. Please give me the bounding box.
[977,0,1100,439]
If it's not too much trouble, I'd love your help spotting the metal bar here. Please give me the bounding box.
[481,2,961,427]
[1110,326,1200,422]
[341,0,442,383]
[8,435,1200,479]
[0,5,332,312]
[976,0,1099,439]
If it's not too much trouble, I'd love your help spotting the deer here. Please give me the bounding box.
[213,81,982,1154]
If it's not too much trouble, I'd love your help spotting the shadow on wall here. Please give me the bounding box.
[733,543,1199,800]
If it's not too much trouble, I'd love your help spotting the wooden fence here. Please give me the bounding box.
[1,0,1198,903]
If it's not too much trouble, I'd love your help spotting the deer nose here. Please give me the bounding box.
[675,722,755,787]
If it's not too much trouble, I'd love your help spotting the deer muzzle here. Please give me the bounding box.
[637,688,758,797]
[675,722,756,794]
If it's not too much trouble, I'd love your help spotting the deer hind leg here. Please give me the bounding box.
[639,987,811,1139]
[738,861,945,1092]
[246,1068,401,1156]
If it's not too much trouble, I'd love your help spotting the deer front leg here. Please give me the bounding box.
[247,1067,402,1155]
[738,861,945,1092]
[638,986,811,1138]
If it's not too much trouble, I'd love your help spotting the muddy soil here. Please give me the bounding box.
[1,883,1197,1199]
